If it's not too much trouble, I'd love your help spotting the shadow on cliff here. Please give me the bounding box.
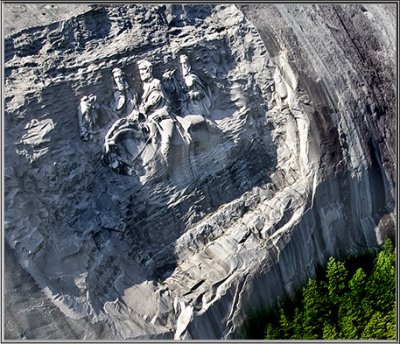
[207,163,394,339]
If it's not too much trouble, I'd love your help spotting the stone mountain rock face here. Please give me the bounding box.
[4,4,395,340]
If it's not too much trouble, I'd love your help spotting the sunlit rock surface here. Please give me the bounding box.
[4,4,395,340]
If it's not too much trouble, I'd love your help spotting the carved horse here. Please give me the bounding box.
[101,70,219,176]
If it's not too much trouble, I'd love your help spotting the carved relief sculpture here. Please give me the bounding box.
[4,4,396,342]
[77,94,99,141]
[179,54,212,117]
[137,60,176,162]
[110,67,138,117]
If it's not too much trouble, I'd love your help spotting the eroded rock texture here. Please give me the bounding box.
[4,4,395,340]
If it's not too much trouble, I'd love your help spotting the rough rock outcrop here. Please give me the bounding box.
[4,4,395,340]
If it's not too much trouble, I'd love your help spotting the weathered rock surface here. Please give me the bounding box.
[4,4,395,340]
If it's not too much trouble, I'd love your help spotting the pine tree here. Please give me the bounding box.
[278,307,292,338]
[361,311,390,339]
[302,278,328,338]
[386,302,396,339]
[260,239,395,341]
[366,240,395,314]
[264,322,280,339]
[291,307,303,339]
[322,321,339,339]
[337,267,368,338]
[326,257,348,305]
[338,314,358,339]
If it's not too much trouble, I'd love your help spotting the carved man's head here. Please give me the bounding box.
[112,68,126,90]
[138,60,153,82]
[179,54,191,76]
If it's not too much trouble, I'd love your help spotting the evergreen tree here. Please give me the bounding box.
[261,240,395,341]
[322,321,339,339]
[366,240,395,314]
[290,307,304,339]
[326,257,348,305]
[264,322,280,339]
[338,267,368,338]
[361,311,390,339]
[338,314,358,339]
[302,278,328,338]
[386,302,396,339]
[278,307,292,338]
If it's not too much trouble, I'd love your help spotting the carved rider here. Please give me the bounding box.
[110,67,137,117]
[138,60,175,161]
[179,54,212,117]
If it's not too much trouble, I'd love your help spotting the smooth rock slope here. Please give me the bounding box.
[4,4,396,339]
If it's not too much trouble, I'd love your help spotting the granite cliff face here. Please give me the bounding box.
[4,4,395,340]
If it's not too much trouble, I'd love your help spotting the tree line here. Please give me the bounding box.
[243,239,396,340]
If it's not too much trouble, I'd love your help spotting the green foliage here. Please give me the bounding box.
[386,303,397,339]
[301,278,329,338]
[322,321,339,339]
[366,239,396,313]
[361,311,393,339]
[326,257,348,304]
[291,307,303,339]
[264,323,279,339]
[261,239,396,340]
[278,307,291,337]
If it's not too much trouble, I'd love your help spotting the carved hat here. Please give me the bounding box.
[112,68,124,77]
[137,60,152,71]
[179,54,189,64]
